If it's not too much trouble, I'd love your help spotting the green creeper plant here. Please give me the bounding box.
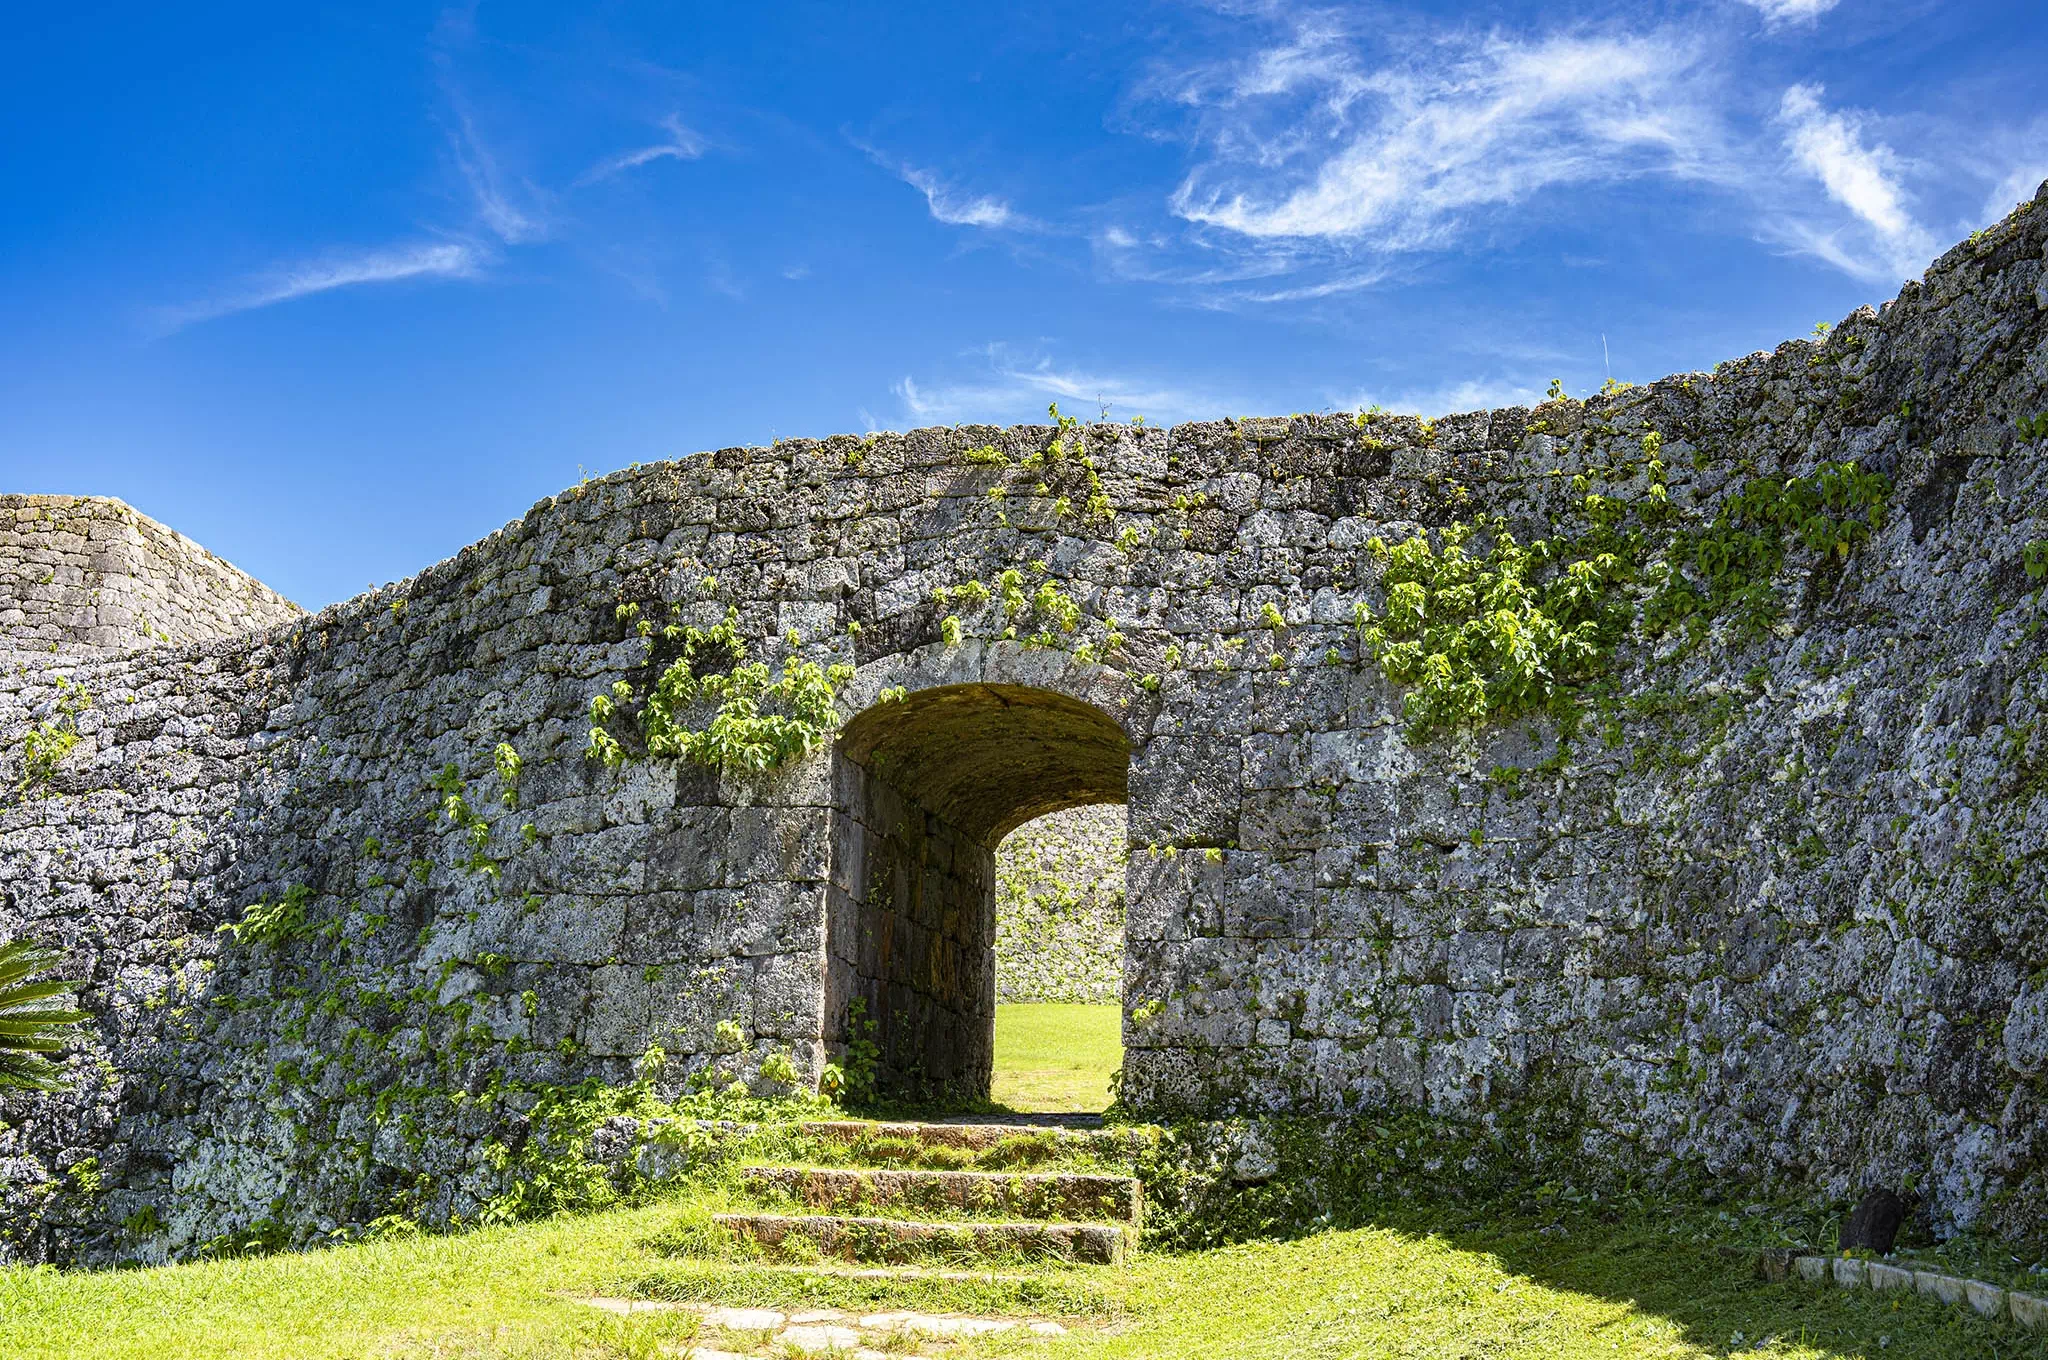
[1357,458,1888,740]
[217,885,315,947]
[586,608,854,774]
[0,937,88,1092]
[1355,519,1625,737]
[1643,461,1889,639]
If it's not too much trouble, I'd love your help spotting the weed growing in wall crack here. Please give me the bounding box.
[430,764,500,877]
[492,742,522,806]
[2023,540,2048,582]
[218,884,314,948]
[16,675,89,793]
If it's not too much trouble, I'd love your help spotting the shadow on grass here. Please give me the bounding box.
[1359,1199,2048,1360]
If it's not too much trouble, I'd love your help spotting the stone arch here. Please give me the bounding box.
[822,641,1139,1100]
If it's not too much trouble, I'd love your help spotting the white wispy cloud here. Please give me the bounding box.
[899,164,1019,228]
[1166,26,1736,250]
[1334,376,1546,420]
[1972,120,2048,224]
[152,242,484,333]
[1773,83,1934,281]
[1984,164,2048,224]
[576,115,705,186]
[447,96,547,243]
[1130,9,1997,292]
[892,349,1530,428]
[1228,267,1393,304]
[1736,0,1843,26]
[853,142,1031,230]
[892,344,1232,425]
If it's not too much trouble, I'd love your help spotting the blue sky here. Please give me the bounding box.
[4,1,2043,609]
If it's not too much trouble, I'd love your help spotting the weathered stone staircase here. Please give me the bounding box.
[712,1119,1145,1267]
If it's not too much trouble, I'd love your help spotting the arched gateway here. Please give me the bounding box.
[5,193,2048,1262]
[830,649,1135,1100]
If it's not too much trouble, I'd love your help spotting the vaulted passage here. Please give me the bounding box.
[824,684,1131,1100]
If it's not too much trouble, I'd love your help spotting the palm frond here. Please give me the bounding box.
[0,1049,69,1092]
[0,936,87,1093]
[0,980,80,1011]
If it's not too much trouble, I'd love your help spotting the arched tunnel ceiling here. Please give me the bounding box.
[837,683,1130,845]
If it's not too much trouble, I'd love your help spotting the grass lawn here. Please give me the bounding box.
[4,1192,2040,1358]
[990,1003,1122,1113]
[4,1023,2038,1358]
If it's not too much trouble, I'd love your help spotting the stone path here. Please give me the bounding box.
[580,1297,1069,1357]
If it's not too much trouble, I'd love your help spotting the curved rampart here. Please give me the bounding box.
[3,188,2047,1263]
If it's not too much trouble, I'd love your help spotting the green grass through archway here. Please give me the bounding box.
[990,1002,1121,1113]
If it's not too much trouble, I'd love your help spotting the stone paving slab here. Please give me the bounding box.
[714,1210,1129,1264]
[742,1164,1143,1223]
[575,1296,1069,1356]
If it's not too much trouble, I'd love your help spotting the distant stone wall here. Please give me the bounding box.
[995,805,1127,1004]
[0,495,301,654]
[4,187,2048,1267]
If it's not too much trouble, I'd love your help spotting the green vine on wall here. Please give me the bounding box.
[1642,461,1890,639]
[1356,456,1889,739]
[1356,520,1626,737]
[218,885,315,947]
[585,608,853,774]
[959,404,1114,530]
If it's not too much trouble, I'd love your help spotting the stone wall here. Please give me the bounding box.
[995,805,1127,1005]
[0,495,302,654]
[3,188,2047,1264]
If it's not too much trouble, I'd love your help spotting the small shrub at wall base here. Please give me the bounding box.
[823,997,881,1105]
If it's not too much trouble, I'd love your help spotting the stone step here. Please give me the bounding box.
[796,1119,1144,1158]
[741,1165,1142,1224]
[751,1261,1043,1283]
[713,1211,1130,1265]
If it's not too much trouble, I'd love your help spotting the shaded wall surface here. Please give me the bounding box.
[5,193,2048,1263]
[825,756,998,1097]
